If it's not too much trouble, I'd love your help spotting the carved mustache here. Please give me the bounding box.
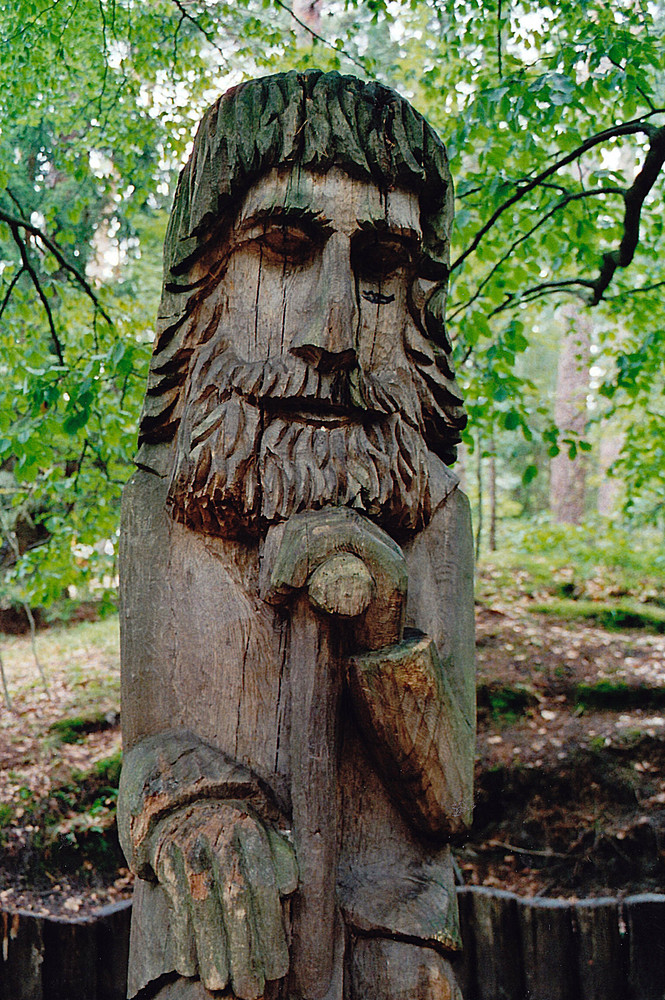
[191,348,424,427]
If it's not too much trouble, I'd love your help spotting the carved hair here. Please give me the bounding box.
[138,70,466,474]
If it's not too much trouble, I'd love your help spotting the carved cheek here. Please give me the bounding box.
[357,283,411,371]
[218,249,267,361]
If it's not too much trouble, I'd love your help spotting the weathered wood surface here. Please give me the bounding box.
[517,896,577,1000]
[457,886,524,1000]
[0,908,43,1000]
[625,892,665,1000]
[0,900,131,1000]
[119,69,474,1000]
[5,889,665,999]
[574,897,626,1000]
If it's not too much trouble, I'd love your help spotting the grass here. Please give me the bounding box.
[478,517,665,615]
[0,617,123,881]
[1,615,119,716]
[477,682,539,721]
[574,681,665,711]
[48,711,119,744]
[531,598,665,634]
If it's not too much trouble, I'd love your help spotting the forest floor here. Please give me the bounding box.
[1,552,665,915]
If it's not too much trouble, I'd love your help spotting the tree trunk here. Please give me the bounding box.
[550,306,591,525]
[597,428,623,517]
[488,438,497,552]
[475,437,483,560]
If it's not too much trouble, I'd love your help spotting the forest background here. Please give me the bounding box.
[0,0,663,614]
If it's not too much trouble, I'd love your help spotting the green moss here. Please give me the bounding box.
[478,682,539,721]
[531,599,665,634]
[575,681,665,711]
[48,710,117,744]
[93,749,122,786]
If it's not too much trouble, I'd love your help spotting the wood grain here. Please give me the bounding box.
[120,69,475,1000]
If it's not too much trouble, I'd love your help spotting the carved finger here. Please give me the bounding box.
[237,816,290,983]
[211,823,265,1000]
[184,835,230,992]
[265,824,298,897]
[154,838,198,978]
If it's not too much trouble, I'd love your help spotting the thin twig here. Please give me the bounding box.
[0,202,111,323]
[0,649,12,712]
[170,0,228,62]
[449,187,625,320]
[486,839,568,860]
[604,279,665,301]
[0,266,26,323]
[0,513,49,695]
[606,54,656,113]
[271,0,370,74]
[489,278,594,315]
[10,223,66,365]
[452,112,664,274]
[23,603,49,697]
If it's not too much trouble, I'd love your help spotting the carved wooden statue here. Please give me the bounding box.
[118,70,475,1000]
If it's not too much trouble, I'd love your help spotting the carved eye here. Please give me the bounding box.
[255,225,318,264]
[352,235,415,280]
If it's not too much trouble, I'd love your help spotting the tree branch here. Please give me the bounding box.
[589,125,665,304]
[170,0,229,62]
[0,267,26,324]
[270,0,370,74]
[10,223,66,365]
[449,187,625,320]
[0,207,111,324]
[606,54,656,113]
[452,112,665,274]
[489,278,595,316]
[603,279,665,302]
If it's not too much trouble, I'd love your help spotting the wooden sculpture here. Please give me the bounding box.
[118,69,475,1000]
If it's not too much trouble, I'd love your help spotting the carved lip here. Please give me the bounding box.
[265,396,379,427]
[277,408,356,427]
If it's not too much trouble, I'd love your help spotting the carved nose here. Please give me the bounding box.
[290,344,357,373]
[289,233,359,373]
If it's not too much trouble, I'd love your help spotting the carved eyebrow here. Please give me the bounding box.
[354,219,422,246]
[239,205,333,239]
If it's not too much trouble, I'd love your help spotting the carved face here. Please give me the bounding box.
[167,167,446,538]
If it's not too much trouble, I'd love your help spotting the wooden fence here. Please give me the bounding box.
[2,888,665,999]
[454,887,665,1000]
[0,899,131,1000]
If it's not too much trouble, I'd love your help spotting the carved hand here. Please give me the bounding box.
[148,799,297,1000]
[263,506,408,651]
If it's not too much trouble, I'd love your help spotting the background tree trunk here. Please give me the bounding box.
[488,437,497,552]
[550,306,591,525]
[597,429,623,517]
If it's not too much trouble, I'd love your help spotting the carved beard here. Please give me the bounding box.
[166,349,433,539]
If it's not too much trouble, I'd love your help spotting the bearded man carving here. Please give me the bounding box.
[118,70,475,1000]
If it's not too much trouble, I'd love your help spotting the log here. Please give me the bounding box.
[0,909,44,1000]
[624,892,665,1000]
[517,896,577,1000]
[95,900,133,1000]
[574,897,626,1000]
[42,917,99,1000]
[452,887,476,999]
[470,887,523,1000]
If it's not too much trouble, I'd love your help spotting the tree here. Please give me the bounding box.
[550,306,592,524]
[1,0,663,606]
